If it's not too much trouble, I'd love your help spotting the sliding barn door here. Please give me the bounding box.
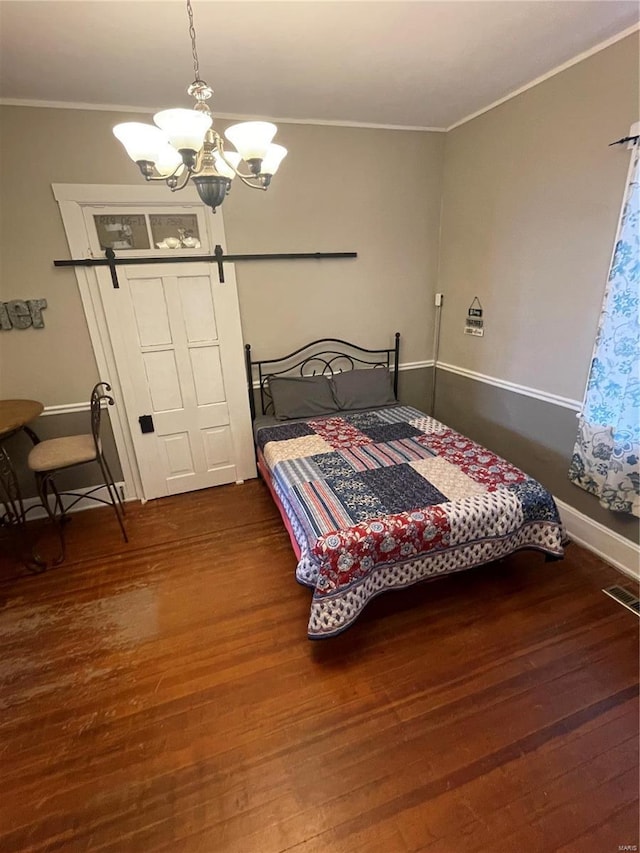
[97,261,255,499]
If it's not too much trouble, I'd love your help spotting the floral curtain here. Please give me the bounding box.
[569,144,640,517]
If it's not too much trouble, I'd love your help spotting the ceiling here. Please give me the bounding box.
[0,1,637,129]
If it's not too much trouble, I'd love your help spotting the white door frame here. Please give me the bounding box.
[53,183,242,502]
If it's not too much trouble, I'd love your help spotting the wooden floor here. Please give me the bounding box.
[0,481,638,853]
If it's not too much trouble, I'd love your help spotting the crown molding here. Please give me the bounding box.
[0,98,446,133]
[262,116,446,132]
[447,22,640,132]
[0,98,158,115]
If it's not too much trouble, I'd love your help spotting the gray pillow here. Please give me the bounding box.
[332,368,397,410]
[269,374,339,420]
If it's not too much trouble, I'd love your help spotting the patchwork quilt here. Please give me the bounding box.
[256,406,565,638]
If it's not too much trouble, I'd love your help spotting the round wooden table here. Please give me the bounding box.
[0,399,46,568]
[0,399,44,440]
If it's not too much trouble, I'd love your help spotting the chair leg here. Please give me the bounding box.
[35,472,66,565]
[101,455,126,517]
[49,478,67,522]
[97,454,128,543]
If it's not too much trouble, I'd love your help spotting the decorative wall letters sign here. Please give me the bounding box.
[0,299,48,330]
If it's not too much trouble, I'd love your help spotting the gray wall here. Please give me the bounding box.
[437,34,638,399]
[436,33,640,542]
[0,107,444,404]
[434,371,639,543]
[398,366,432,413]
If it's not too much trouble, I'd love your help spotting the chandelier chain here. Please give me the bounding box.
[186,0,201,82]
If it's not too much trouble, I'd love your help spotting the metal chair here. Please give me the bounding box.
[28,382,128,560]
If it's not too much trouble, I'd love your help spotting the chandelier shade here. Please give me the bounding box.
[113,122,168,165]
[260,143,288,177]
[153,108,212,154]
[224,122,277,164]
[111,0,287,213]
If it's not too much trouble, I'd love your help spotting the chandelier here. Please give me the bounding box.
[112,0,287,213]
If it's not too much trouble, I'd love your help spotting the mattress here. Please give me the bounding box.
[255,405,565,638]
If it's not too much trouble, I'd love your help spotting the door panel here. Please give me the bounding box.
[143,350,184,411]
[180,276,218,342]
[190,346,225,405]
[204,427,232,467]
[163,432,194,475]
[130,278,172,346]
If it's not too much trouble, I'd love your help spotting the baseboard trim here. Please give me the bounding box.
[554,497,639,581]
[436,361,582,412]
[22,481,131,519]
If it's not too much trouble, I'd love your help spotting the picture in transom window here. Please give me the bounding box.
[94,214,150,250]
[150,214,201,249]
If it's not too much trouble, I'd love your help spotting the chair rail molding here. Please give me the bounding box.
[41,402,92,417]
[398,359,434,372]
[436,361,582,411]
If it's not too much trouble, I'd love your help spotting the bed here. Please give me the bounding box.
[245,334,565,639]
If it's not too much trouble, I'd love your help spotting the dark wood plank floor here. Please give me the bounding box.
[0,480,638,852]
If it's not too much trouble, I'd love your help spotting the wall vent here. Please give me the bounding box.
[602,585,640,617]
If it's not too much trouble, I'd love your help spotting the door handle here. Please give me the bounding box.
[138,414,155,434]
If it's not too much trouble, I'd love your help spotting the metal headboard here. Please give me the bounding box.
[245,332,401,418]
